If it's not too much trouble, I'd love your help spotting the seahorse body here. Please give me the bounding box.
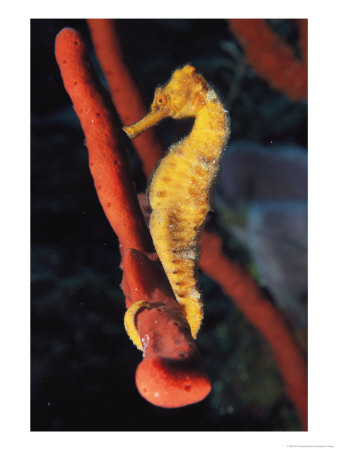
[124,65,230,340]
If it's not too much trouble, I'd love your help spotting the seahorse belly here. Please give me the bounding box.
[148,148,214,338]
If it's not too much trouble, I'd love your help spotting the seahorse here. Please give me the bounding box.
[123,65,230,348]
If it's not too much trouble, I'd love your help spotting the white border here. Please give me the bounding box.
[1,1,337,448]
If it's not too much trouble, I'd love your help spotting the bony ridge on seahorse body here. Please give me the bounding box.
[123,65,230,349]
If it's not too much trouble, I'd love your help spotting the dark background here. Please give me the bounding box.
[31,19,307,431]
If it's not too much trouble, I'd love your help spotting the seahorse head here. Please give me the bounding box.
[123,65,209,139]
[153,65,209,118]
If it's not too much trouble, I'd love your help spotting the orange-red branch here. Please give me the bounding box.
[55,27,211,408]
[55,28,152,253]
[199,231,307,429]
[122,249,211,407]
[228,19,308,101]
[87,19,163,177]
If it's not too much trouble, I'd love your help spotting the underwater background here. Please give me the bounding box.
[31,18,307,431]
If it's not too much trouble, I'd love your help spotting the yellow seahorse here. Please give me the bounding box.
[123,65,230,348]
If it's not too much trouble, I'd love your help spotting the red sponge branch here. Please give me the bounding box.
[122,249,211,407]
[199,231,308,429]
[55,27,152,254]
[87,19,164,177]
[55,27,211,408]
[228,19,308,101]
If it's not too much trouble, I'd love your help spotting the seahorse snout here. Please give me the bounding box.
[123,108,169,139]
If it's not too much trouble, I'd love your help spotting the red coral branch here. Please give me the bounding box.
[87,19,163,177]
[55,27,152,254]
[199,231,308,429]
[228,19,308,101]
[55,27,211,408]
[122,249,211,407]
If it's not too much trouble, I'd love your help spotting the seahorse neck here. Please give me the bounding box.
[180,99,227,161]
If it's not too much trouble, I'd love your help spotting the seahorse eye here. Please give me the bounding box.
[156,94,167,106]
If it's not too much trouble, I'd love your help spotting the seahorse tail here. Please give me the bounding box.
[124,300,151,350]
